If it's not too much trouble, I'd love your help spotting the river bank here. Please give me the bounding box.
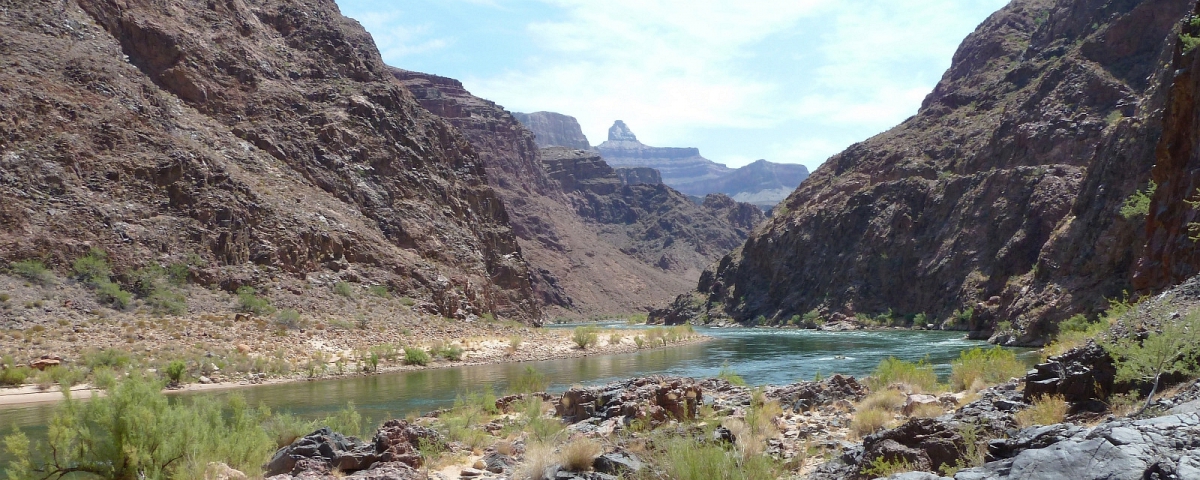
[0,312,705,407]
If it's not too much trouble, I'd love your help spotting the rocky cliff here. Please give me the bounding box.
[515,115,809,207]
[1136,2,1200,291]
[594,121,809,206]
[511,111,591,150]
[0,0,542,320]
[392,72,765,316]
[664,0,1193,342]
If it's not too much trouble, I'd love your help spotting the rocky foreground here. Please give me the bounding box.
[237,364,1200,480]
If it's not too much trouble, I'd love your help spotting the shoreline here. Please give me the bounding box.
[0,328,711,408]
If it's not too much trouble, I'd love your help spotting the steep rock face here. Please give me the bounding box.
[511,111,591,150]
[1136,2,1200,291]
[594,121,808,207]
[541,147,754,275]
[392,73,764,315]
[615,167,662,186]
[0,0,540,319]
[677,0,1190,341]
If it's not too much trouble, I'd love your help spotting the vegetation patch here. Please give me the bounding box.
[949,347,1026,391]
[866,357,939,393]
[1014,394,1069,427]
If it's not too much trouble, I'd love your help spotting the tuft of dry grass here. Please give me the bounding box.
[850,406,892,439]
[907,402,945,419]
[519,443,555,480]
[860,389,906,412]
[559,437,602,472]
[1014,395,1068,428]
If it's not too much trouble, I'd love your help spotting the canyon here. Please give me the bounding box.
[662,0,1199,345]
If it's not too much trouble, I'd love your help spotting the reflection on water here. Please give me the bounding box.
[0,326,1032,436]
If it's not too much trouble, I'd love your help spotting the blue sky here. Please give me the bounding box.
[335,0,1009,170]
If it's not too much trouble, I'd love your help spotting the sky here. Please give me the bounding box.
[335,0,1010,170]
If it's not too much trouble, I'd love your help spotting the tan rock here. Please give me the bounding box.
[204,462,247,480]
[902,394,940,416]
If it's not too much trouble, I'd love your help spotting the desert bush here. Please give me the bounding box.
[274,309,301,330]
[0,365,31,386]
[11,259,54,285]
[560,438,602,471]
[866,357,939,393]
[1120,181,1156,220]
[237,286,275,316]
[147,288,187,316]
[82,348,132,372]
[71,249,111,283]
[656,436,780,480]
[1104,308,1200,411]
[1014,395,1069,427]
[430,342,463,361]
[3,375,275,479]
[717,362,747,387]
[399,296,416,307]
[864,456,916,477]
[164,359,187,383]
[572,326,598,350]
[368,285,390,298]
[333,281,354,298]
[403,346,431,366]
[509,366,548,394]
[950,347,1027,391]
[850,406,891,438]
[634,335,645,349]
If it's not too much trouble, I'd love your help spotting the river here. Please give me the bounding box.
[0,325,1030,436]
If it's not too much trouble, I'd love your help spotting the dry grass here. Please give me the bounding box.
[907,402,945,419]
[558,437,602,472]
[519,443,555,480]
[860,389,906,412]
[1015,395,1069,428]
[850,406,892,439]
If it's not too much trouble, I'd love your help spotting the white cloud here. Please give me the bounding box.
[346,0,1008,169]
[353,11,451,60]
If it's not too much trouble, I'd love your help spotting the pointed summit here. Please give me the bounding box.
[608,120,639,142]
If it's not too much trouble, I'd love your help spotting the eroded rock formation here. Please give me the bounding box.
[672,0,1193,342]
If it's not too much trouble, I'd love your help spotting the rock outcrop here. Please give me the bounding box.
[1136,1,1200,292]
[0,0,541,320]
[511,111,591,150]
[393,73,764,316]
[514,114,808,207]
[673,0,1193,342]
[265,421,440,478]
[594,121,809,207]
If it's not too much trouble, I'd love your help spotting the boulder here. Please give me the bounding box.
[30,358,61,370]
[1023,342,1115,405]
[373,419,441,468]
[860,418,965,476]
[592,452,643,475]
[902,394,941,416]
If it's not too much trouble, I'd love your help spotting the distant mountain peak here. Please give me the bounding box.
[608,120,639,142]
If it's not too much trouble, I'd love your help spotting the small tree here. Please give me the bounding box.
[1105,308,1200,414]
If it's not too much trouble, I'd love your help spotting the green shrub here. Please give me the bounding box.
[3,375,275,479]
[0,366,31,386]
[369,285,390,298]
[237,286,275,315]
[950,347,1027,391]
[82,348,132,372]
[1120,181,1156,220]
[867,357,939,393]
[572,326,598,350]
[863,456,916,477]
[95,280,133,310]
[274,309,301,330]
[333,281,354,298]
[717,362,747,387]
[656,436,781,480]
[508,366,548,394]
[166,261,191,286]
[1104,308,1200,410]
[403,346,430,366]
[147,287,187,316]
[11,259,54,285]
[164,359,187,383]
[71,249,111,283]
[399,296,416,307]
[431,342,464,361]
